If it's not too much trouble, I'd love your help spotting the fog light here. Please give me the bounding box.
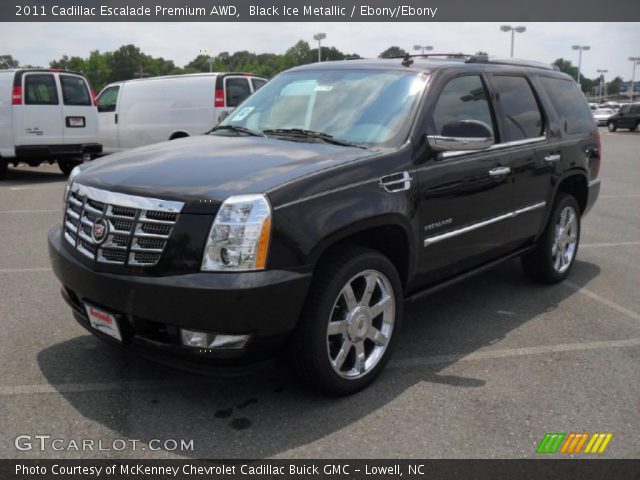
[180,329,249,350]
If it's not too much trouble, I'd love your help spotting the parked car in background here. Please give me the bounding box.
[600,101,620,112]
[0,69,101,179]
[48,55,600,394]
[96,72,268,154]
[588,102,598,111]
[592,108,614,126]
[606,103,640,132]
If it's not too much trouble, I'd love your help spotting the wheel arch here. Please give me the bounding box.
[555,170,589,215]
[169,131,190,140]
[308,214,415,288]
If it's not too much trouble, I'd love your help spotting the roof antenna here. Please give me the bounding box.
[401,53,414,67]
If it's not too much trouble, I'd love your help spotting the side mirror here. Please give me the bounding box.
[427,119,494,152]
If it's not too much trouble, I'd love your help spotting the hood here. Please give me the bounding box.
[76,135,374,207]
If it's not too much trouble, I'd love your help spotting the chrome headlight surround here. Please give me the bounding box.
[201,194,272,272]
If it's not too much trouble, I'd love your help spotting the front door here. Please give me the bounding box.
[97,85,120,153]
[417,74,514,285]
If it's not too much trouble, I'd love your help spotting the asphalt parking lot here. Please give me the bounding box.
[0,129,638,460]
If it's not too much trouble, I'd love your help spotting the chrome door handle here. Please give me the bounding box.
[488,166,511,177]
[544,153,561,162]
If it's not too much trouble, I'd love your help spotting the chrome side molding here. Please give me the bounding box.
[424,201,546,247]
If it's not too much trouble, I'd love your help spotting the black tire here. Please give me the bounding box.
[607,121,617,132]
[58,160,80,176]
[289,246,403,395]
[0,158,7,180]
[521,193,581,284]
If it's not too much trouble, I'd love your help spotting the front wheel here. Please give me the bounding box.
[290,247,403,395]
[0,158,7,180]
[522,193,581,283]
[607,121,617,132]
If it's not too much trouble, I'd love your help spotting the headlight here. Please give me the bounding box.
[63,165,83,203]
[201,194,272,271]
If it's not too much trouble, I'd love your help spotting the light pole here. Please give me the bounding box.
[596,69,608,104]
[572,45,590,89]
[200,49,214,72]
[500,25,526,58]
[629,57,640,101]
[413,45,433,55]
[313,33,326,63]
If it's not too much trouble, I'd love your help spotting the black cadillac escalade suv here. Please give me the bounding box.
[48,55,601,394]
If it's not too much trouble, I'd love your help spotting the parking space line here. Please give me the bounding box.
[599,194,640,198]
[0,338,638,396]
[564,281,640,322]
[391,338,640,369]
[0,209,60,214]
[0,268,52,274]
[581,241,640,248]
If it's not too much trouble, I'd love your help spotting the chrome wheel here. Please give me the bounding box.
[326,269,396,379]
[552,205,578,273]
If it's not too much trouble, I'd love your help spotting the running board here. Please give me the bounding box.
[405,246,536,304]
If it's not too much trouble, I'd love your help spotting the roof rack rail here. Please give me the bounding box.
[391,53,558,71]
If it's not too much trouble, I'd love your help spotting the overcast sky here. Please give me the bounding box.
[1,22,639,80]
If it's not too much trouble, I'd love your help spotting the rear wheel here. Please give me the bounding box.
[522,193,581,283]
[634,121,640,132]
[0,158,7,180]
[58,159,81,176]
[290,247,403,395]
[607,121,617,132]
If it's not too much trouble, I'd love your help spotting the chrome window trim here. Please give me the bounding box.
[440,136,547,159]
[424,201,546,247]
[71,183,184,213]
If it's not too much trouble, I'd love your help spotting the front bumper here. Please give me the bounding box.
[48,225,312,369]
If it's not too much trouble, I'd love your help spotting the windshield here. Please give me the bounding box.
[216,69,428,147]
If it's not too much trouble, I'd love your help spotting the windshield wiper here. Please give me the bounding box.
[262,128,367,149]
[207,124,263,136]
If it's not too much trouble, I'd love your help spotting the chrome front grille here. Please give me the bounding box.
[63,183,184,267]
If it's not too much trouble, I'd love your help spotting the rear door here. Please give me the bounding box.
[97,84,121,152]
[417,73,514,284]
[223,75,252,114]
[617,104,632,128]
[15,72,63,146]
[59,73,97,145]
[486,73,553,245]
[251,77,267,92]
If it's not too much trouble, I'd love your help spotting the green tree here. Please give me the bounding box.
[607,76,623,96]
[379,46,407,58]
[0,55,19,69]
[84,50,111,91]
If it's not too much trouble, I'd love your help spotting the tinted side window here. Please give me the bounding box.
[24,74,58,105]
[619,105,631,114]
[97,86,119,113]
[539,76,594,134]
[631,105,640,114]
[430,75,495,137]
[225,78,251,107]
[493,75,544,140]
[60,75,91,106]
[252,78,267,91]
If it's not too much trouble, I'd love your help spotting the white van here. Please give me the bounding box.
[0,69,101,179]
[96,72,268,154]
